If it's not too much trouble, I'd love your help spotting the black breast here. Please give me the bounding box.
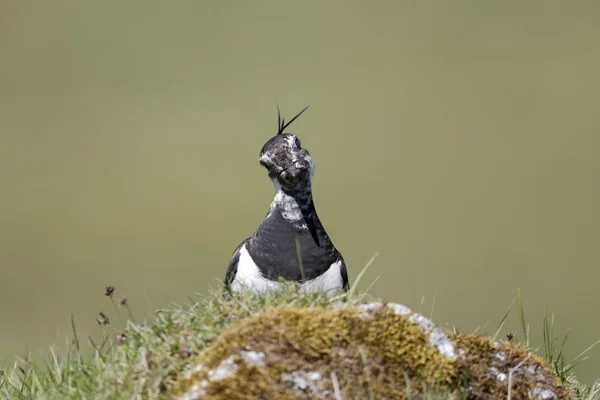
[245,205,340,282]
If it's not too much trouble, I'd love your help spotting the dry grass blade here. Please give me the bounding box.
[358,346,375,400]
[507,354,532,400]
[348,252,379,296]
[331,371,343,400]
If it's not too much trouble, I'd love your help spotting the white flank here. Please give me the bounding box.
[231,245,344,296]
[299,259,344,295]
[231,245,283,293]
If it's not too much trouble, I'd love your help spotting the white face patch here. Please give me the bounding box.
[304,154,315,177]
[259,152,273,165]
[231,245,344,296]
[285,135,296,148]
[285,135,301,166]
[273,186,304,222]
[269,178,309,229]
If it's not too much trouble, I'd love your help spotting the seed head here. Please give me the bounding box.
[104,285,115,300]
[97,312,110,326]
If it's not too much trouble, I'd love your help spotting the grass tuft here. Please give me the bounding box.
[0,284,597,399]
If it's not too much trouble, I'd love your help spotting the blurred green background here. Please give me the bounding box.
[1,0,599,385]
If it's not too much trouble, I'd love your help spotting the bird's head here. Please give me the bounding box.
[259,105,314,191]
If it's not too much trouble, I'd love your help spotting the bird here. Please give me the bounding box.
[224,105,349,295]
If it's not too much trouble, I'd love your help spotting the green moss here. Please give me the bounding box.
[174,305,457,399]
[173,302,573,400]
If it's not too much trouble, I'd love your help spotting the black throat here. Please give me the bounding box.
[245,183,341,283]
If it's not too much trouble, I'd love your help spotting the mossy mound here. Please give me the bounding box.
[454,333,570,399]
[172,302,571,399]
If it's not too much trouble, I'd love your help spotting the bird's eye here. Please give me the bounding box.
[294,137,301,149]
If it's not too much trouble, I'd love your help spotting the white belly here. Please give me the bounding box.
[231,245,344,296]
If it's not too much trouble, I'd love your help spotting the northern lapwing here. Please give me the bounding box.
[225,105,348,295]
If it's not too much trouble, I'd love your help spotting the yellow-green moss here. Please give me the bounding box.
[171,303,572,400]
[173,305,456,399]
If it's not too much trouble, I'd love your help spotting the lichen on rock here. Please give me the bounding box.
[172,301,572,400]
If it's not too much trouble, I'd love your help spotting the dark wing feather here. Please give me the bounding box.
[339,257,350,291]
[224,238,250,290]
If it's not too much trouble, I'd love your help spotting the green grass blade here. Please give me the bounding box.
[492,298,514,340]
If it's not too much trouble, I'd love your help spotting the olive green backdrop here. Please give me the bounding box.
[1,0,599,385]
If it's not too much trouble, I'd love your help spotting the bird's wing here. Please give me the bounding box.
[224,238,250,289]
